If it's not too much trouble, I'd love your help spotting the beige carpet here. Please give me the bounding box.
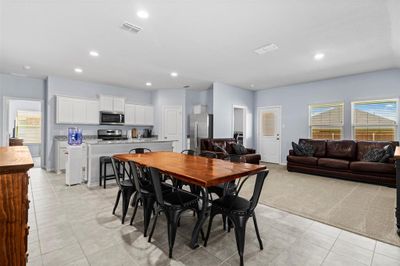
[241,163,400,246]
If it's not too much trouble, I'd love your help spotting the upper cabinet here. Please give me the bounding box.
[125,104,154,125]
[56,96,99,125]
[99,95,125,112]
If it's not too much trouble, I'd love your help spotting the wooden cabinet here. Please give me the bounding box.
[99,95,125,112]
[56,96,99,125]
[124,104,154,125]
[0,146,33,266]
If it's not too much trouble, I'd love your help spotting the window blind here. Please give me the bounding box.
[16,110,41,144]
[310,103,344,126]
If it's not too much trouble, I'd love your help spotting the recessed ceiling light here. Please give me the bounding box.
[89,51,99,57]
[170,72,178,77]
[146,82,152,86]
[23,65,31,70]
[137,10,149,19]
[74,68,83,73]
[314,53,325,61]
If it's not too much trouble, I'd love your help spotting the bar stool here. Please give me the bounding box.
[99,156,117,189]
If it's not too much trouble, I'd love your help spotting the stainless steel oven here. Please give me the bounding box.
[100,111,125,125]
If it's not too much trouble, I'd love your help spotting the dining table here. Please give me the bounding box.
[113,151,267,249]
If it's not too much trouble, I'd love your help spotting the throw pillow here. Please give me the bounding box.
[362,148,386,162]
[379,144,395,163]
[292,142,306,156]
[233,143,247,155]
[213,144,229,156]
[302,143,315,157]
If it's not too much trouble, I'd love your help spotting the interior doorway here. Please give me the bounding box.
[2,97,44,168]
[232,105,246,145]
[162,105,183,152]
[257,106,282,164]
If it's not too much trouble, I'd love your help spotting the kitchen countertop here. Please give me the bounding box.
[85,138,174,145]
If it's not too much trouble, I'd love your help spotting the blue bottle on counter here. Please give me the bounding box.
[68,128,83,145]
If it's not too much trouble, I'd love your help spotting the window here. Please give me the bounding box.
[309,102,344,140]
[352,99,398,141]
[16,110,41,144]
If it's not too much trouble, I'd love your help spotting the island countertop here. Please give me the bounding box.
[85,138,175,145]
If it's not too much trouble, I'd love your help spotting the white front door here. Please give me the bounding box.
[162,105,183,152]
[258,106,281,163]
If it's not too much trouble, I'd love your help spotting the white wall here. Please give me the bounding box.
[213,82,254,148]
[254,68,400,163]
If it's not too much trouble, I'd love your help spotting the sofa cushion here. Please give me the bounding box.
[326,140,356,160]
[362,148,385,162]
[299,139,327,157]
[356,141,399,161]
[380,144,395,163]
[232,143,248,155]
[287,155,318,166]
[318,158,350,170]
[350,161,396,174]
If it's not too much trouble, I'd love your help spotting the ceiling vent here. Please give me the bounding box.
[121,22,142,33]
[254,43,278,55]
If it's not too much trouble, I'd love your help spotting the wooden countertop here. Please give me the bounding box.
[395,146,400,160]
[0,146,34,174]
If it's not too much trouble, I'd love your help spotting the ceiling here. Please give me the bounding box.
[1,0,399,90]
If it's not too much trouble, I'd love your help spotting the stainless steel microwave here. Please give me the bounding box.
[100,111,125,125]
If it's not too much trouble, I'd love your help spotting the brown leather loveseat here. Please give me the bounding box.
[200,138,261,164]
[287,139,398,187]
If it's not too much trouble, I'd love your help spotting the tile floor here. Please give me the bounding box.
[27,168,400,266]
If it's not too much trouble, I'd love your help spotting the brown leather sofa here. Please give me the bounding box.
[200,138,261,164]
[287,139,399,187]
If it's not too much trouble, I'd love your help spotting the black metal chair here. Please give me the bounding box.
[147,167,202,258]
[110,157,135,224]
[99,156,116,189]
[127,161,172,237]
[129,148,152,154]
[204,170,269,266]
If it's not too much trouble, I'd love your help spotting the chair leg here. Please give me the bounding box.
[130,196,140,225]
[142,197,155,237]
[99,161,102,187]
[204,212,217,247]
[103,162,107,189]
[148,210,159,243]
[222,214,227,231]
[252,213,263,250]
[166,211,180,258]
[112,190,121,215]
[231,216,248,266]
[121,189,134,224]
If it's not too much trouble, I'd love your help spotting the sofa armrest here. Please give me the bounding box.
[388,157,395,164]
[289,149,295,156]
[246,148,256,154]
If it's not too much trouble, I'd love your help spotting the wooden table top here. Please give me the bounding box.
[395,146,400,160]
[0,146,34,174]
[113,151,267,187]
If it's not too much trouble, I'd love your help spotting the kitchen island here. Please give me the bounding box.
[86,139,174,187]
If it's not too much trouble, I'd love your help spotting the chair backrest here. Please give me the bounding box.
[128,161,143,198]
[149,167,165,207]
[110,157,123,189]
[181,149,195,155]
[129,148,152,154]
[199,151,218,158]
[248,170,269,213]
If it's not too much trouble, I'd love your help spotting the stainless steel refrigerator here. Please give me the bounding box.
[189,113,213,154]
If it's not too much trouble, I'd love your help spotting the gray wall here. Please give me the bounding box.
[254,68,400,163]
[213,82,255,148]
[46,76,153,170]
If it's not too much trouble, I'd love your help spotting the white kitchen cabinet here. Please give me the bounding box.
[56,96,100,125]
[99,95,125,112]
[56,96,74,124]
[125,104,136,125]
[99,95,114,112]
[144,106,154,125]
[135,105,146,125]
[86,100,99,124]
[72,99,86,124]
[113,97,125,113]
